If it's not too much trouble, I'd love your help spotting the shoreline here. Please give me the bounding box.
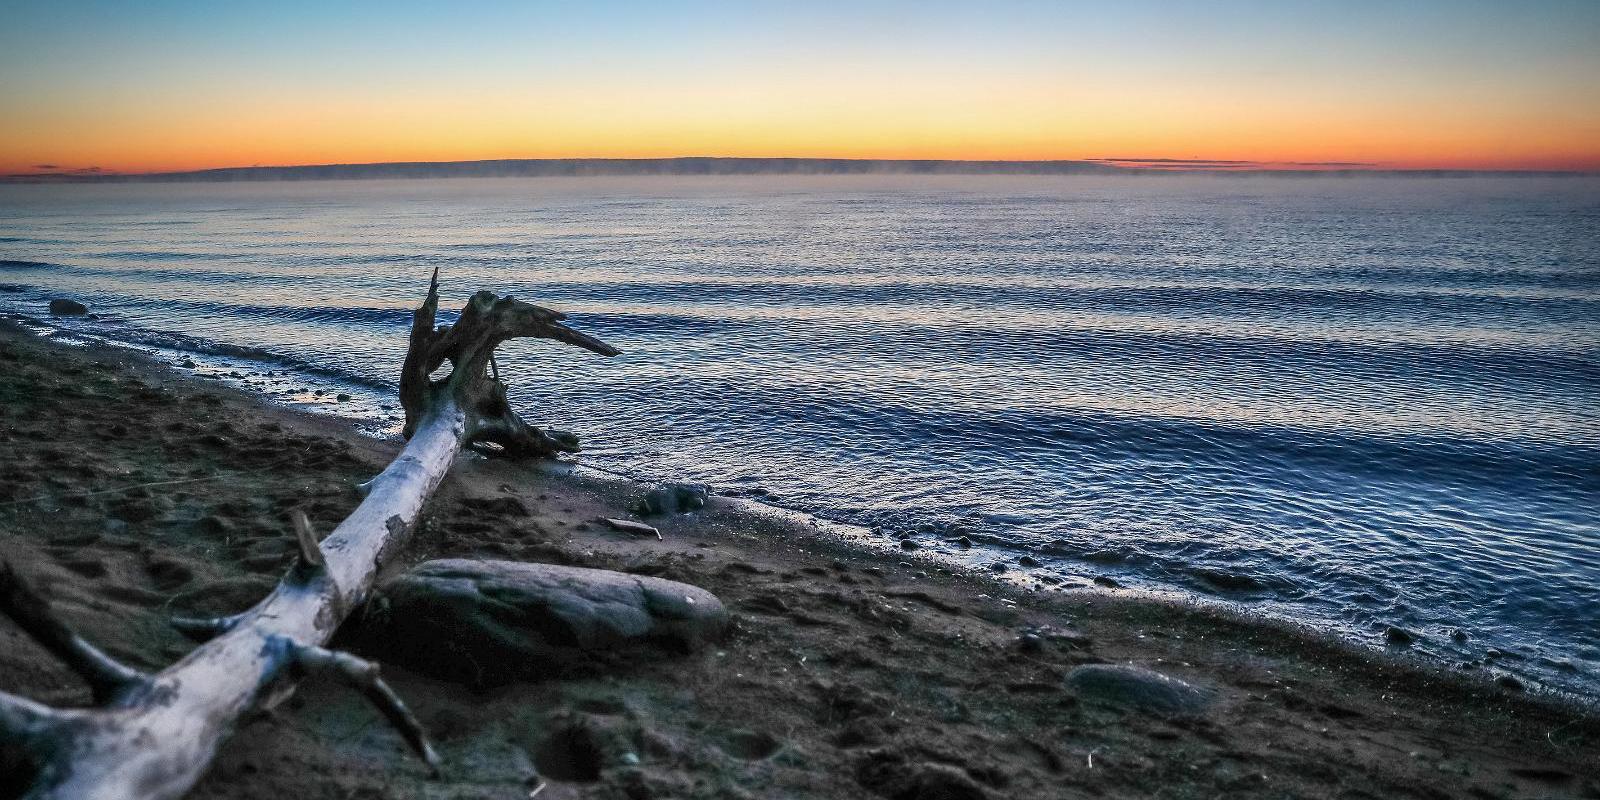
[2,320,1597,798]
[8,303,1596,702]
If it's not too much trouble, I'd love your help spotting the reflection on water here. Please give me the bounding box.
[2,175,1598,696]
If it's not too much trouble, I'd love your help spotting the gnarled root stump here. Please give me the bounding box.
[0,270,617,800]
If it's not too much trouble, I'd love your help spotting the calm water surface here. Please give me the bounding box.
[2,176,1596,695]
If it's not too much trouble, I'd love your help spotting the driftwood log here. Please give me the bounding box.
[0,270,618,799]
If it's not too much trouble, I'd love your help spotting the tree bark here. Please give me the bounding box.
[0,270,618,800]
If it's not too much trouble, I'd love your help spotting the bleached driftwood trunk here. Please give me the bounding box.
[0,271,618,799]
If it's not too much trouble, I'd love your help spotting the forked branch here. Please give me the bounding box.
[401,267,619,457]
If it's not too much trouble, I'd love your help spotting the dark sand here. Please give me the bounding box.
[1,320,1596,799]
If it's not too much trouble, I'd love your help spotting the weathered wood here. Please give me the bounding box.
[0,272,618,800]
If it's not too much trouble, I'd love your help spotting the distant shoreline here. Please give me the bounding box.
[5,156,1594,183]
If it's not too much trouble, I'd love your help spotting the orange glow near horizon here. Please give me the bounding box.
[4,3,1598,175]
[7,87,1597,175]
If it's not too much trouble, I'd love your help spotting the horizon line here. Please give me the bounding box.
[6,155,1596,182]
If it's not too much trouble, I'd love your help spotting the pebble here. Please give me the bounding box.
[900,539,920,551]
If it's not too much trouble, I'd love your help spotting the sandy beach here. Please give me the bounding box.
[1,318,1596,800]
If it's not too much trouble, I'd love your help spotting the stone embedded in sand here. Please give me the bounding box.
[855,750,989,800]
[635,482,708,515]
[358,559,727,685]
[461,495,531,517]
[48,298,88,315]
[1065,664,1215,715]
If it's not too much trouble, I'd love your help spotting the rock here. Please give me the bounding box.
[1093,575,1121,588]
[462,495,530,517]
[1017,555,1040,568]
[1496,675,1525,691]
[1193,568,1266,592]
[636,482,709,515]
[48,298,88,315]
[718,729,782,760]
[1384,626,1416,646]
[198,514,234,536]
[855,751,988,800]
[1065,664,1215,715]
[143,555,195,589]
[900,539,921,551]
[357,559,728,684]
[954,536,972,549]
[604,518,662,539]
[1450,628,1469,643]
[335,393,351,402]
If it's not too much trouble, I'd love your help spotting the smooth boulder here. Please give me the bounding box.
[1065,664,1215,715]
[356,559,727,685]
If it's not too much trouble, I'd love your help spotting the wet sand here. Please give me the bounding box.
[1,319,1596,799]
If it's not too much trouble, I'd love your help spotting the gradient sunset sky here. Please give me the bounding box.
[3,0,1598,174]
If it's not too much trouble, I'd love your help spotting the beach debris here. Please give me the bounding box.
[0,270,619,799]
[354,559,727,685]
[604,517,662,539]
[1065,664,1216,715]
[635,481,708,515]
[47,298,88,315]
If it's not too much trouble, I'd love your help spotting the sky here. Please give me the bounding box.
[2,0,1598,174]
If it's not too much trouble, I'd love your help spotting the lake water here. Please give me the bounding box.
[2,175,1596,697]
